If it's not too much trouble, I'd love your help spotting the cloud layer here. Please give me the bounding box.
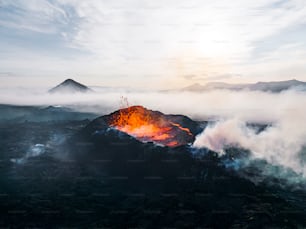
[1,0,306,87]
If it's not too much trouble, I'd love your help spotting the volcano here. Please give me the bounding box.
[49,79,92,93]
[80,106,201,147]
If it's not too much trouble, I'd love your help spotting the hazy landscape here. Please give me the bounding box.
[1,0,306,227]
[0,79,305,227]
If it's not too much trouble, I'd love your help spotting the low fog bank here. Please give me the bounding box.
[0,87,305,122]
[1,87,306,184]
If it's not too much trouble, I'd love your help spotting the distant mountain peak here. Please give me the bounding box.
[249,79,306,92]
[63,78,75,83]
[181,83,206,91]
[49,79,92,93]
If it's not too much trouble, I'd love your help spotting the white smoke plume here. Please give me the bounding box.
[193,110,306,178]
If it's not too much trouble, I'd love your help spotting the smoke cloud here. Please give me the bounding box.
[191,90,306,184]
[193,116,306,176]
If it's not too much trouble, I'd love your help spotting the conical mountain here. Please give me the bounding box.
[49,79,92,93]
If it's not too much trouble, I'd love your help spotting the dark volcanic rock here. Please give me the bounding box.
[60,112,306,228]
[0,104,97,123]
[1,107,305,228]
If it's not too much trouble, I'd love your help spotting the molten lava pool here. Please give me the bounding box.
[107,106,194,147]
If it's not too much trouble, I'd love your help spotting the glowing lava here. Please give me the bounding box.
[108,106,194,147]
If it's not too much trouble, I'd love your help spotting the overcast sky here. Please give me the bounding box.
[1,0,306,89]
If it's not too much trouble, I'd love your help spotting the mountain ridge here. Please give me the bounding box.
[181,79,306,92]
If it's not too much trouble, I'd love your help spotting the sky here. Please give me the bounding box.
[1,0,306,89]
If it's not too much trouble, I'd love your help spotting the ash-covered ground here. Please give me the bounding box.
[0,105,305,228]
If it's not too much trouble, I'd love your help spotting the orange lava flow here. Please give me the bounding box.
[108,106,192,147]
[169,122,193,136]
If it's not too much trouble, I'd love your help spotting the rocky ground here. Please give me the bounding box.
[0,107,305,228]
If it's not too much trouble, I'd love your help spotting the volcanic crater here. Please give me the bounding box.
[82,106,202,147]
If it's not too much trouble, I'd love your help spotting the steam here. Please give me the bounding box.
[11,144,46,164]
[193,111,306,179]
[10,133,67,164]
